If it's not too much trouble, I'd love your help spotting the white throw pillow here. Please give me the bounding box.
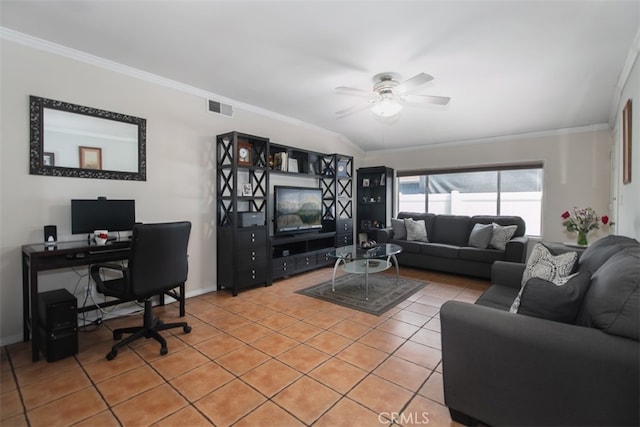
[490,223,517,251]
[404,218,429,242]
[509,243,578,313]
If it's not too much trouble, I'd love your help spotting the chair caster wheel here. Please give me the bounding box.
[106,350,118,360]
[113,332,122,340]
[160,346,168,356]
[184,325,192,334]
[157,320,164,326]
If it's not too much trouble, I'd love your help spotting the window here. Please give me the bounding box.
[398,165,543,235]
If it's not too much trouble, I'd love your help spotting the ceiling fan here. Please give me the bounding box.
[335,72,450,118]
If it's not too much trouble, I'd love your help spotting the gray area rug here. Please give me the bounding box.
[296,273,428,316]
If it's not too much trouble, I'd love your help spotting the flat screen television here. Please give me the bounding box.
[274,186,323,235]
[71,199,136,235]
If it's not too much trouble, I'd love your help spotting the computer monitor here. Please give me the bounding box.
[71,199,136,235]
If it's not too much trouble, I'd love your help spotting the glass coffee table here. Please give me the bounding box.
[327,243,403,300]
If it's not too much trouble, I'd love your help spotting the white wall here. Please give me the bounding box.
[0,40,363,345]
[364,127,613,243]
[611,55,640,240]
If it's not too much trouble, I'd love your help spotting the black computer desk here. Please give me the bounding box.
[22,239,186,362]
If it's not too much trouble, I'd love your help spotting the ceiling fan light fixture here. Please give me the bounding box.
[371,93,402,117]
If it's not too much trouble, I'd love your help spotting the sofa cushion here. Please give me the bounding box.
[405,218,429,242]
[391,218,407,240]
[392,239,424,254]
[431,215,471,246]
[419,243,460,259]
[490,223,518,250]
[468,223,493,249]
[510,243,578,312]
[516,273,592,323]
[577,247,640,340]
[458,247,505,263]
[579,235,639,274]
[476,285,519,310]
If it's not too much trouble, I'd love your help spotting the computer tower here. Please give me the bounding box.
[37,289,78,362]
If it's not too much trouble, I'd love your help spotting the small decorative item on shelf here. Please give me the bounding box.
[242,183,252,197]
[237,141,252,166]
[561,207,609,246]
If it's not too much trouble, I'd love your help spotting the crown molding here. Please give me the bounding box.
[367,123,612,155]
[0,26,344,139]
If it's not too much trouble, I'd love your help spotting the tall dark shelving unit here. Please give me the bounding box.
[216,132,269,296]
[216,131,353,295]
[357,166,395,240]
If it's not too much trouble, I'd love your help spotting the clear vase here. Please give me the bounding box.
[577,230,588,246]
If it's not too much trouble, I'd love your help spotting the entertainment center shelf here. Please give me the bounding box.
[271,232,336,280]
[216,131,353,295]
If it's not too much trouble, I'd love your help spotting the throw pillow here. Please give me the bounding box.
[517,273,591,323]
[468,223,493,249]
[490,223,517,250]
[404,218,429,242]
[510,243,578,313]
[391,218,407,240]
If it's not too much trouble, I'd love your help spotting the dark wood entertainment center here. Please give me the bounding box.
[216,131,353,295]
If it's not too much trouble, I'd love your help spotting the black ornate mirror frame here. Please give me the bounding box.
[30,95,147,181]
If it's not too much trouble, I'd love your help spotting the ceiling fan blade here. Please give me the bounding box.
[399,72,434,94]
[336,101,375,118]
[335,86,375,98]
[403,94,451,106]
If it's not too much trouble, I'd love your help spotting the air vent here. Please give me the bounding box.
[208,99,233,117]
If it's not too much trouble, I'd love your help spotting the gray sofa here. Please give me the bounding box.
[376,212,527,279]
[441,235,640,426]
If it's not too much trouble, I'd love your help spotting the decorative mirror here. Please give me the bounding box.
[30,95,146,180]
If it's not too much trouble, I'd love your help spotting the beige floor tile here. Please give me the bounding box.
[170,361,234,402]
[335,341,388,371]
[152,405,213,427]
[234,401,305,427]
[194,379,266,426]
[240,359,301,397]
[308,357,368,394]
[306,330,352,355]
[26,387,106,427]
[278,344,330,373]
[150,347,209,380]
[418,371,445,405]
[97,364,165,406]
[373,356,431,392]
[273,376,340,425]
[112,384,187,426]
[394,340,442,370]
[314,397,386,427]
[357,329,406,354]
[409,328,442,350]
[20,367,91,409]
[214,345,271,376]
[347,375,413,415]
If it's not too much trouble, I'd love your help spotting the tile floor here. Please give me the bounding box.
[0,267,489,426]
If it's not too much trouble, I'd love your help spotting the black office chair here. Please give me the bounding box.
[90,221,192,360]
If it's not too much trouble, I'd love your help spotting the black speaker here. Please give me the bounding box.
[44,225,57,245]
[37,289,78,362]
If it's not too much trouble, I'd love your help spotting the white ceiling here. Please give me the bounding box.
[2,1,639,151]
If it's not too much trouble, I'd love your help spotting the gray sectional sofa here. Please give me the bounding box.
[441,235,640,426]
[376,212,527,279]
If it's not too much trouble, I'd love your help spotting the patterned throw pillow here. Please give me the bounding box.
[468,223,494,249]
[509,243,578,313]
[490,223,517,250]
[404,218,429,242]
